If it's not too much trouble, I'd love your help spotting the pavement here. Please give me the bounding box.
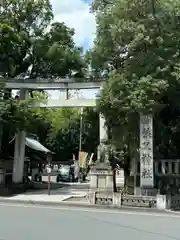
[0,180,177,216]
[0,202,180,240]
[0,180,89,205]
[1,179,180,216]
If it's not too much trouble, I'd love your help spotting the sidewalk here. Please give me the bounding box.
[0,194,74,202]
[0,182,89,205]
[0,193,175,216]
[0,191,89,207]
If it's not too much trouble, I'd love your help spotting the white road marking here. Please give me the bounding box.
[0,202,179,218]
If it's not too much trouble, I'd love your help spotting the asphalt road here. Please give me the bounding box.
[0,203,180,240]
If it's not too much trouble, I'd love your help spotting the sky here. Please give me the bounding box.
[47,0,97,99]
[51,0,95,50]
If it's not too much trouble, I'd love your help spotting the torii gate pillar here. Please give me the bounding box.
[12,89,28,183]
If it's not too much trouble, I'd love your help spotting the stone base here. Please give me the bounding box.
[89,162,113,192]
[88,191,180,210]
[88,191,121,206]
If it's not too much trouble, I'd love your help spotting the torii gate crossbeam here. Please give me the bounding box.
[1,78,103,108]
[0,77,104,89]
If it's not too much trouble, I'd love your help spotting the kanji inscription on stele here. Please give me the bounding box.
[140,113,154,188]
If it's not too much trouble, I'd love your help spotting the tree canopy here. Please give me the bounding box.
[0,0,86,78]
[28,106,99,160]
[88,0,180,160]
[0,0,90,158]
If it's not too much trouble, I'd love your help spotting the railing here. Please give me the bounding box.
[91,191,180,210]
[170,195,180,209]
[94,192,157,208]
[135,159,180,177]
[122,195,156,208]
[95,193,113,205]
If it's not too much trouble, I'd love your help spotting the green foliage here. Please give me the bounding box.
[1,0,53,32]
[89,0,180,160]
[93,0,180,112]
[0,0,85,78]
[0,0,53,77]
[29,107,99,159]
[0,23,26,76]
[49,108,79,135]
[0,0,87,156]
[30,22,86,78]
[46,108,99,157]
[0,91,46,133]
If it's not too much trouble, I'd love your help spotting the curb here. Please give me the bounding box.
[0,198,117,209]
[165,209,180,215]
[0,198,170,213]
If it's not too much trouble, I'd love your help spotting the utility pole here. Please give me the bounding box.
[79,107,83,155]
[46,154,52,195]
[78,107,83,181]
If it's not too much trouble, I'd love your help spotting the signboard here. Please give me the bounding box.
[140,113,154,188]
[79,151,87,168]
[116,169,125,187]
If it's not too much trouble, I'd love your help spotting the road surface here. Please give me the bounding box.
[0,203,179,240]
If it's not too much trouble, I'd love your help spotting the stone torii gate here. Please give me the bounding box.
[0,78,108,183]
[0,78,154,195]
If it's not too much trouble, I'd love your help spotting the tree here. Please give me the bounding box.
[26,106,99,161]
[45,107,99,160]
[0,0,53,77]
[30,22,86,78]
[89,0,180,181]
[0,0,86,157]
[0,0,85,78]
[0,96,36,157]
[0,0,53,156]
[91,0,180,110]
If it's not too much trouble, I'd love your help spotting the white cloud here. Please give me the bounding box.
[50,0,96,48]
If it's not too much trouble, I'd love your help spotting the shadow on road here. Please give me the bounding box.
[0,173,89,197]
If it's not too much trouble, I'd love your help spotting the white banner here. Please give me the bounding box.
[140,113,154,188]
[116,169,125,187]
